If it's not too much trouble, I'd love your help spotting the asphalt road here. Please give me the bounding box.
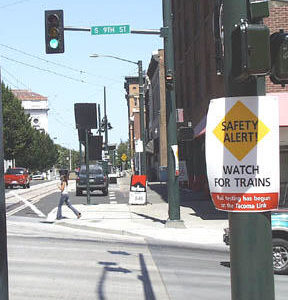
[148,241,231,300]
[7,217,288,300]
[7,217,168,300]
[5,180,288,299]
[9,181,127,218]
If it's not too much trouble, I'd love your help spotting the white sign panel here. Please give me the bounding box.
[129,191,147,204]
[205,96,279,212]
[135,140,143,153]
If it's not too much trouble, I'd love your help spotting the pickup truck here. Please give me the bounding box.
[4,167,30,189]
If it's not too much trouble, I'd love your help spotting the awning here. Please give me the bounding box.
[192,93,288,140]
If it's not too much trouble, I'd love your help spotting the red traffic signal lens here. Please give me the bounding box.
[47,14,59,26]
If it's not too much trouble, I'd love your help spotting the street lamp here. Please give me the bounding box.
[90,54,146,175]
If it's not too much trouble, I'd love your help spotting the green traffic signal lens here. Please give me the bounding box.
[49,39,59,49]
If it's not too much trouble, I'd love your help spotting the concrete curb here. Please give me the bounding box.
[55,220,229,251]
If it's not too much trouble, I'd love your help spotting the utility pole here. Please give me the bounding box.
[79,141,83,163]
[104,86,108,152]
[0,69,9,299]
[69,149,72,171]
[98,104,101,136]
[90,55,146,175]
[138,60,146,175]
[162,0,182,224]
[223,1,274,299]
[85,129,91,205]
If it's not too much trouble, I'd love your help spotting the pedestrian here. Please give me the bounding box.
[56,174,81,220]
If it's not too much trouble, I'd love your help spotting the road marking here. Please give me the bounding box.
[7,191,46,217]
[109,186,120,191]
[110,201,117,204]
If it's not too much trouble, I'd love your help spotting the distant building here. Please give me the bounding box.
[145,49,167,181]
[124,76,140,174]
[12,89,49,132]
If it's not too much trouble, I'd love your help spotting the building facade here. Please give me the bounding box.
[12,89,49,132]
[172,1,288,196]
[145,49,168,181]
[124,50,168,180]
[124,77,140,173]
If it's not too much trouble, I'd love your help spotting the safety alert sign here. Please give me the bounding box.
[205,96,279,212]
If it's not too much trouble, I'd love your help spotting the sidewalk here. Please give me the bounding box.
[46,176,229,249]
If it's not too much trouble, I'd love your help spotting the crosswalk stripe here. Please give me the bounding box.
[7,191,46,217]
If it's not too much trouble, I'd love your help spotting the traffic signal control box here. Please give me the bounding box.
[270,30,288,85]
[45,10,65,54]
[232,22,270,81]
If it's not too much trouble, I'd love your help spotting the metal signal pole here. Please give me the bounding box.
[162,0,182,225]
[0,69,9,299]
[223,1,274,299]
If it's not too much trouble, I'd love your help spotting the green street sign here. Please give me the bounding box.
[91,25,130,35]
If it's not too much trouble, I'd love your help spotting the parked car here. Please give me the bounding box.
[31,172,46,180]
[223,210,288,275]
[68,171,78,180]
[4,167,30,189]
[76,164,108,196]
[108,173,117,184]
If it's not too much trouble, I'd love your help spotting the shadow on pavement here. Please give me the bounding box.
[148,183,228,221]
[132,212,166,224]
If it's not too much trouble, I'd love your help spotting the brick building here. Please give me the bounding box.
[172,1,288,195]
[145,49,167,181]
[124,76,140,173]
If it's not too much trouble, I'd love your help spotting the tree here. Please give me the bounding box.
[16,129,58,171]
[2,82,58,171]
[116,140,130,169]
[54,145,80,171]
[2,83,34,161]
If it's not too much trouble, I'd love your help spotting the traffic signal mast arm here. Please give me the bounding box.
[63,26,161,35]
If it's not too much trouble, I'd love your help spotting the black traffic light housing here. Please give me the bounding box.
[232,20,270,81]
[45,10,64,54]
[270,29,288,86]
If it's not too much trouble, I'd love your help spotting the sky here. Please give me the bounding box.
[0,0,163,150]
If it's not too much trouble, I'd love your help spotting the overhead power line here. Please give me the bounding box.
[0,0,30,9]
[2,76,18,89]
[0,55,89,84]
[1,66,30,90]
[0,43,84,74]
[0,43,123,84]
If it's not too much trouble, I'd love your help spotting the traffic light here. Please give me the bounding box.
[89,136,103,161]
[232,21,270,81]
[74,103,97,129]
[45,10,64,54]
[270,30,288,85]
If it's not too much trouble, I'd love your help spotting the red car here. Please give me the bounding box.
[4,167,30,189]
